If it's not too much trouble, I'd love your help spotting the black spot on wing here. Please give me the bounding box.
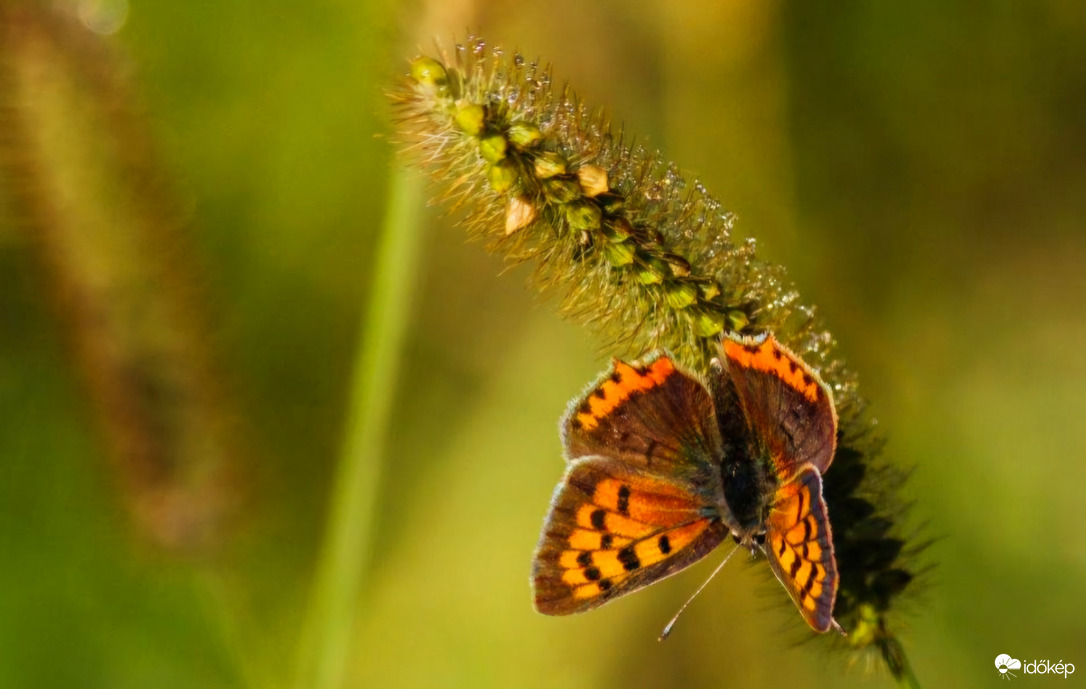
[802,569,817,595]
[617,485,630,514]
[618,546,641,572]
[590,509,606,529]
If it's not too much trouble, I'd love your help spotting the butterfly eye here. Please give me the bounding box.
[754,532,766,546]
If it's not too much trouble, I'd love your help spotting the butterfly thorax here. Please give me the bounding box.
[719,443,775,547]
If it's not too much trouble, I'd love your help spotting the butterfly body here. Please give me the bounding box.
[718,440,772,542]
[533,333,841,633]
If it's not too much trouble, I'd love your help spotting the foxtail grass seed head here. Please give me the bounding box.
[391,37,924,681]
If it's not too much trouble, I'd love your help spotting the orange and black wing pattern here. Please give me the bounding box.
[721,333,838,476]
[535,353,729,614]
[562,354,722,482]
[533,456,727,614]
[763,465,839,632]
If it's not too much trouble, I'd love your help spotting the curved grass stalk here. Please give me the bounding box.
[390,37,925,684]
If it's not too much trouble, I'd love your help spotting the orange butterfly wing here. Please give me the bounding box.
[533,354,729,614]
[721,333,841,632]
[764,466,839,632]
[721,333,837,476]
[563,356,724,482]
[533,457,727,614]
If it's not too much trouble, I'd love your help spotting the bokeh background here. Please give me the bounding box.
[1,1,1084,688]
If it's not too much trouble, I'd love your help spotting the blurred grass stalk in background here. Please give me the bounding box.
[295,2,475,687]
[0,4,242,551]
[295,169,425,689]
[0,2,463,687]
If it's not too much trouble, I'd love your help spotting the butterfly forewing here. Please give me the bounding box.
[721,334,838,476]
[563,355,723,481]
[533,456,727,615]
[763,466,839,632]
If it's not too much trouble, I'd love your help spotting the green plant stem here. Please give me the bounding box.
[896,663,922,689]
[883,636,923,689]
[295,167,425,689]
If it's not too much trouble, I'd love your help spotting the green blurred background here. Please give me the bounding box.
[1,1,1084,687]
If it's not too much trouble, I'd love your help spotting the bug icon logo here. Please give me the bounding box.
[996,654,1021,680]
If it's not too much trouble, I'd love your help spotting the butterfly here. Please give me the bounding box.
[531,332,841,632]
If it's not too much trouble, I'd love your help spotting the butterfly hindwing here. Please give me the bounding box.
[763,465,839,632]
[563,354,722,482]
[721,333,838,476]
[533,456,727,615]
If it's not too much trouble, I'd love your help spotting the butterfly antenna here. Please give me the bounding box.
[658,543,739,641]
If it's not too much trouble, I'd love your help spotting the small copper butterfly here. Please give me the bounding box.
[531,332,841,632]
